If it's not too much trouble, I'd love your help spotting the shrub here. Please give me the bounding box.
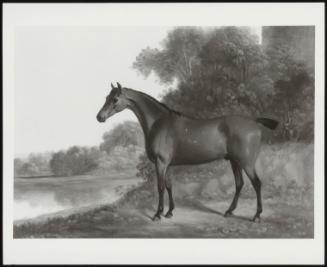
[49,146,101,176]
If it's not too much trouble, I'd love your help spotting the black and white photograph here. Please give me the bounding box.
[3,3,325,265]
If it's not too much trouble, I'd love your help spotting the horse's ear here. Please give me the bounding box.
[116,82,122,94]
[111,83,115,90]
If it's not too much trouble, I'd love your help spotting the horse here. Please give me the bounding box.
[97,82,278,222]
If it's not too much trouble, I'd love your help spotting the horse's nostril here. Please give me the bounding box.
[96,114,104,122]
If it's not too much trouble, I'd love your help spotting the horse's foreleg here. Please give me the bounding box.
[224,160,244,217]
[152,158,167,221]
[164,177,174,218]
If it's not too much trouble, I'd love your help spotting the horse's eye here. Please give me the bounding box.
[113,98,118,103]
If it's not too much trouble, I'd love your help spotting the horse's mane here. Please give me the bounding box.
[126,88,183,116]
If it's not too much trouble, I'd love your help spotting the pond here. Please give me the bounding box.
[14,174,141,221]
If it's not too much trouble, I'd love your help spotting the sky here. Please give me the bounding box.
[15,26,262,157]
[14,26,174,156]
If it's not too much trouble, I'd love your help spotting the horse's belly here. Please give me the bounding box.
[171,134,227,165]
[171,150,224,165]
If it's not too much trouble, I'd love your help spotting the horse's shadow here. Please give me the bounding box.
[139,199,252,222]
[183,200,251,221]
[139,209,153,220]
[173,198,252,222]
[180,199,224,216]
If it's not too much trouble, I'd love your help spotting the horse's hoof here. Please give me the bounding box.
[152,215,161,221]
[224,211,233,217]
[164,212,173,218]
[252,216,261,223]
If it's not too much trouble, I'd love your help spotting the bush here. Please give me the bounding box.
[99,121,143,154]
[136,153,155,183]
[14,152,52,177]
[91,146,143,176]
[49,146,101,176]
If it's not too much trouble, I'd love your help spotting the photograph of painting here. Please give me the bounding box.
[3,3,324,265]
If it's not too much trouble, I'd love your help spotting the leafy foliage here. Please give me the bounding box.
[99,121,143,154]
[136,153,156,184]
[133,26,314,142]
[49,146,101,176]
[133,27,207,84]
[94,146,143,175]
[14,153,52,177]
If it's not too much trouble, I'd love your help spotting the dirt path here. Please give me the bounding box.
[14,197,313,238]
[91,199,313,238]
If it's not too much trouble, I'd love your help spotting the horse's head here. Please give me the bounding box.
[96,82,129,123]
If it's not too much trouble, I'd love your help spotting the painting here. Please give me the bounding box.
[3,3,324,265]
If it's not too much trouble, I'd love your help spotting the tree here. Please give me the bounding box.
[200,27,264,84]
[14,158,24,177]
[133,27,207,84]
[49,151,67,176]
[99,121,143,154]
[14,153,52,177]
[133,26,314,142]
[265,43,314,141]
[28,153,51,173]
[49,146,101,176]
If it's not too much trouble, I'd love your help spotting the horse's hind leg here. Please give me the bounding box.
[224,160,244,217]
[243,166,262,222]
[164,177,175,218]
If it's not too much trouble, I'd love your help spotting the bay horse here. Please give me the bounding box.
[97,82,278,222]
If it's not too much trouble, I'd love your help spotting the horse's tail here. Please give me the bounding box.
[256,117,279,130]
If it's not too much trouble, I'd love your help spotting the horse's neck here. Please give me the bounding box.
[125,89,169,138]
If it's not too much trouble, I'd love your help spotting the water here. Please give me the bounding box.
[14,175,141,221]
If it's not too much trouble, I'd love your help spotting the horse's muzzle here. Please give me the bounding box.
[96,114,105,123]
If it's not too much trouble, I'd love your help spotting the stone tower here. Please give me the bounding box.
[262,26,315,70]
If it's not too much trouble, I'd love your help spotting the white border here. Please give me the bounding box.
[3,3,325,265]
